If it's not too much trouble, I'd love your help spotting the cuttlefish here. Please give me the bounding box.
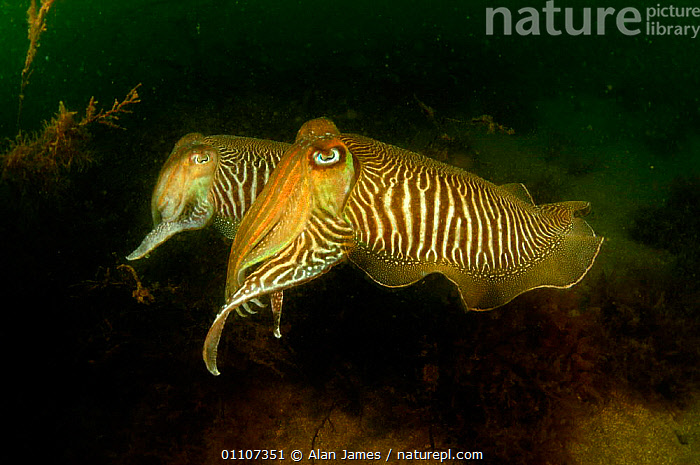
[127,133,290,313]
[128,133,289,259]
[204,117,603,375]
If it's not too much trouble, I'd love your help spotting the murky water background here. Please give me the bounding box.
[2,1,698,463]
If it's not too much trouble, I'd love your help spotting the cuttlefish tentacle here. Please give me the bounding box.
[270,291,283,338]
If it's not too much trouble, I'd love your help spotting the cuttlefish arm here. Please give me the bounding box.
[203,118,358,375]
[204,214,352,374]
[127,133,219,260]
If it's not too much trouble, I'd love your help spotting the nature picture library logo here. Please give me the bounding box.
[485,1,700,38]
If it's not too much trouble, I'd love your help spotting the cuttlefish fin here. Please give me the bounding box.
[500,182,535,205]
[447,201,602,310]
[350,199,601,311]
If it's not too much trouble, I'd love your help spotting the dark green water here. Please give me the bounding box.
[3,1,699,464]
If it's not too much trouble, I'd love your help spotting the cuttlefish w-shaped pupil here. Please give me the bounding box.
[191,151,210,164]
[313,146,342,166]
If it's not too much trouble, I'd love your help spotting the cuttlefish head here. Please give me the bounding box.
[127,133,219,260]
[204,117,359,375]
[223,118,359,298]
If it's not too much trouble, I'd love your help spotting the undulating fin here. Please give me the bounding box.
[500,182,535,205]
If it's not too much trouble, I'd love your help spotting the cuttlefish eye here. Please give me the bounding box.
[190,151,211,164]
[312,147,342,166]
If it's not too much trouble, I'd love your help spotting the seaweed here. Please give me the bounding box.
[2,86,141,193]
[3,0,141,194]
[17,0,56,128]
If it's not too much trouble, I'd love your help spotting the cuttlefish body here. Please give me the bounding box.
[127,133,289,259]
[204,118,603,375]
